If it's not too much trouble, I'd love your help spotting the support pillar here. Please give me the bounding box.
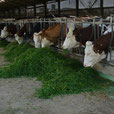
[76,0,79,17]
[18,8,21,18]
[44,1,47,17]
[34,5,36,18]
[58,0,61,16]
[100,0,104,17]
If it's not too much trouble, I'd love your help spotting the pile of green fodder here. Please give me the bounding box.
[0,40,9,47]
[3,42,33,61]
[0,40,113,99]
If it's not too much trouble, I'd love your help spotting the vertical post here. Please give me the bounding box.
[44,1,47,17]
[76,0,79,17]
[6,11,8,18]
[58,0,61,16]
[8,10,10,18]
[100,0,104,17]
[34,5,36,18]
[25,6,27,18]
[18,8,21,18]
[12,9,15,18]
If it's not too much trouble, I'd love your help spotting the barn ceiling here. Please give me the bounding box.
[0,0,58,11]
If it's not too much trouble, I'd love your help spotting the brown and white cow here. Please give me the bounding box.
[0,25,17,39]
[62,23,107,49]
[33,23,66,48]
[15,24,26,44]
[84,32,114,67]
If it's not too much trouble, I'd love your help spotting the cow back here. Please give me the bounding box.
[73,24,93,45]
[94,32,114,54]
[41,23,66,43]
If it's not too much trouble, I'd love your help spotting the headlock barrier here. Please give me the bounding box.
[0,16,114,67]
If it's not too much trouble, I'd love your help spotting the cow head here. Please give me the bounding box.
[84,41,106,67]
[62,28,80,50]
[33,32,42,48]
[3,27,7,31]
[15,34,23,45]
[0,27,9,39]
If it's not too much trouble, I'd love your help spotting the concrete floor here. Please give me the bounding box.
[0,48,114,114]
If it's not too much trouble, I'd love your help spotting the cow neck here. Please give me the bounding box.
[7,25,17,35]
[73,24,93,45]
[17,25,26,37]
[41,24,66,43]
[93,32,114,54]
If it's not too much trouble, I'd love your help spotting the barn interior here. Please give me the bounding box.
[0,0,114,113]
[0,0,110,19]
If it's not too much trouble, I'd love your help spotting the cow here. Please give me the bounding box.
[15,24,27,44]
[33,23,66,48]
[15,23,49,45]
[84,32,114,67]
[62,23,107,50]
[0,25,17,40]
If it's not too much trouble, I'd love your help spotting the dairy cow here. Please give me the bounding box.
[15,24,27,44]
[15,23,49,45]
[62,23,107,49]
[33,23,66,48]
[0,25,17,39]
[84,32,114,67]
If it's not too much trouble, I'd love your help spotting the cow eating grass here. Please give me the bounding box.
[33,23,66,48]
[0,25,17,41]
[62,22,107,50]
[15,24,26,44]
[84,32,114,67]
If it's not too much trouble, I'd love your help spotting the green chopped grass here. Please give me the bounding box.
[3,42,32,61]
[0,40,113,99]
[0,40,9,47]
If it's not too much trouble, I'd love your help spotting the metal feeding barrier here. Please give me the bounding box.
[0,16,114,66]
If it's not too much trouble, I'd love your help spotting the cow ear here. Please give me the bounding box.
[86,41,93,46]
